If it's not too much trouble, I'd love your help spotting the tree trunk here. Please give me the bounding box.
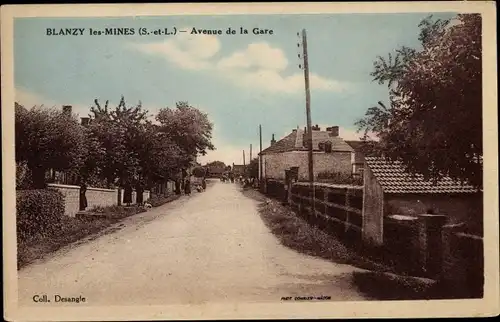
[29,164,47,189]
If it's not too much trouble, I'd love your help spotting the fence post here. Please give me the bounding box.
[345,188,350,233]
[417,214,448,279]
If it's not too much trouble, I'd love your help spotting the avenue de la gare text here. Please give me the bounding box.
[46,27,274,36]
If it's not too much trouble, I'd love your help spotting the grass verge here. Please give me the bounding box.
[147,194,181,207]
[242,187,389,272]
[242,187,452,300]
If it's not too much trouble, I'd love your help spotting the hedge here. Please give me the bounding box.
[317,171,363,186]
[17,189,65,241]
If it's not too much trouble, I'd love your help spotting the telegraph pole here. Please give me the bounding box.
[250,144,252,161]
[259,124,263,181]
[299,28,315,214]
[243,150,246,166]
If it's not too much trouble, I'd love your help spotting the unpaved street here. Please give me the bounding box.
[18,181,369,306]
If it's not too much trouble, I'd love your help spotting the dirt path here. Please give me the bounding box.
[18,181,369,306]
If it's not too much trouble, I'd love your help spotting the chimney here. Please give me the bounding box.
[327,126,339,137]
[81,117,90,126]
[270,134,276,146]
[62,105,72,116]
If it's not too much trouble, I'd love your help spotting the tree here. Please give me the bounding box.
[138,126,185,187]
[86,96,150,188]
[356,14,482,188]
[192,166,207,178]
[247,158,259,178]
[206,161,225,169]
[156,101,215,164]
[15,103,86,189]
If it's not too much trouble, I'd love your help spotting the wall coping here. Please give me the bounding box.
[455,232,483,241]
[48,183,81,190]
[48,183,117,192]
[293,182,363,190]
[48,183,150,193]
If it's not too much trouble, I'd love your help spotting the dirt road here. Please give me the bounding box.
[18,181,369,306]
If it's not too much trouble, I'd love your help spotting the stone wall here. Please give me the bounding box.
[386,193,483,236]
[362,166,385,246]
[262,151,352,181]
[289,182,363,245]
[48,184,81,217]
[441,225,484,298]
[48,184,150,217]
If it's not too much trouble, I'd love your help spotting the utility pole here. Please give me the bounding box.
[243,150,246,167]
[299,28,315,214]
[259,124,263,181]
[250,144,252,162]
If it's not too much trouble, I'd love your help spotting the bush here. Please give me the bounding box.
[17,189,65,242]
[317,171,363,185]
[16,162,33,190]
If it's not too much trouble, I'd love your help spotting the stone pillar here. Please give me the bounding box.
[417,214,448,279]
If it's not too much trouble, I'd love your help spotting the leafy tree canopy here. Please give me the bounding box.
[156,101,215,159]
[356,14,482,188]
[87,96,150,187]
[15,103,86,188]
[206,161,226,168]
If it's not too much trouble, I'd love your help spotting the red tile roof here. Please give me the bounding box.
[365,157,479,194]
[260,131,299,154]
[260,129,354,155]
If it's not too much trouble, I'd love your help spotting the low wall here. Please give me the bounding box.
[289,182,363,245]
[382,212,483,289]
[48,184,150,217]
[383,215,421,275]
[265,179,286,200]
[442,225,484,298]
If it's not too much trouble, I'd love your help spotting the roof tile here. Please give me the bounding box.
[365,156,479,194]
[260,129,354,154]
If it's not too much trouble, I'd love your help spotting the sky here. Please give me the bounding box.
[14,12,458,165]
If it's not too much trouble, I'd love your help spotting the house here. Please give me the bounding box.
[232,164,246,177]
[362,156,483,246]
[206,164,225,178]
[345,140,367,178]
[258,125,354,181]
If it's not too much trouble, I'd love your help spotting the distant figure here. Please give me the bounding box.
[175,180,181,195]
[136,182,144,205]
[202,178,207,190]
[184,178,191,195]
[79,182,88,211]
[123,182,133,205]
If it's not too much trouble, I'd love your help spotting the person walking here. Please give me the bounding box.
[184,177,192,195]
[79,182,88,211]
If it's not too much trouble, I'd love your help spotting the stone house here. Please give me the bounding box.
[345,140,367,178]
[232,164,246,177]
[258,125,355,181]
[362,156,482,246]
[206,164,225,178]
